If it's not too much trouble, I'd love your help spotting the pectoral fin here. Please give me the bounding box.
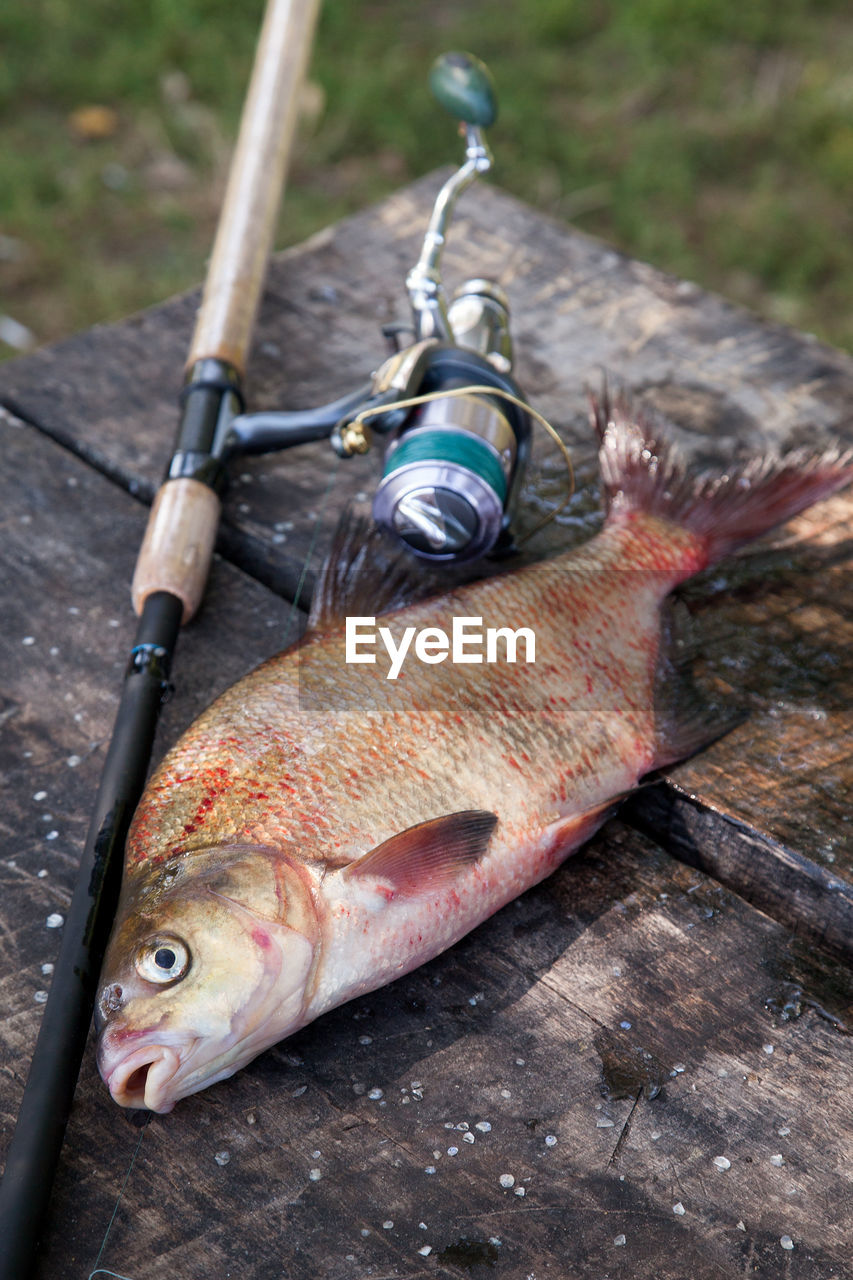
[343,810,498,897]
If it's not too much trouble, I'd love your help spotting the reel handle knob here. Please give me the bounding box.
[429,52,497,128]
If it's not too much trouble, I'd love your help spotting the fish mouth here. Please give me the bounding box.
[104,1044,182,1113]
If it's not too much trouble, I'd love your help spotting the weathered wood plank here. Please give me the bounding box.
[2,173,849,954]
[0,404,303,816]
[627,486,853,960]
[31,828,853,1280]
[1,406,851,1278]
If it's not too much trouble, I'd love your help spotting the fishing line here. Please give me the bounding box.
[352,383,576,543]
[87,1114,150,1280]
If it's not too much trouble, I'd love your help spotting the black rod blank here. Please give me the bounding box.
[0,590,182,1280]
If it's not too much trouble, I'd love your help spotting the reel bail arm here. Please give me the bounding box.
[406,52,497,344]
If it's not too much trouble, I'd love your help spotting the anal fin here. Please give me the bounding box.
[651,600,745,771]
[547,797,624,854]
[343,810,498,898]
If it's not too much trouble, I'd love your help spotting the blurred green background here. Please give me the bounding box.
[3,0,853,357]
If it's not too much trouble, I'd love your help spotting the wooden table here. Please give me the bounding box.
[1,174,851,1280]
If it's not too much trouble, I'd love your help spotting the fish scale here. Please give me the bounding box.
[131,514,693,865]
[95,402,853,1111]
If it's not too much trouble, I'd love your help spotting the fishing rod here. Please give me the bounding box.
[0,1,320,1274]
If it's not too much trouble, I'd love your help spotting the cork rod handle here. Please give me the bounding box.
[133,0,320,623]
[189,0,321,374]
[131,479,221,623]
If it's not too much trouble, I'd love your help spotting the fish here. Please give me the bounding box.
[95,399,852,1112]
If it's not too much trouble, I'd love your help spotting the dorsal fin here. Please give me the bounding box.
[307,511,423,632]
[343,810,498,898]
[306,510,477,633]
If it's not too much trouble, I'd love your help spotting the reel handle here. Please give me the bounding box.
[429,52,497,128]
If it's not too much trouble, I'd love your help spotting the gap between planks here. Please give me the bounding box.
[0,398,315,609]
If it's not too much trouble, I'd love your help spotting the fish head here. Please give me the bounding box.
[95,844,319,1113]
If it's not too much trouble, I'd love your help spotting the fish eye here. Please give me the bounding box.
[135,937,191,985]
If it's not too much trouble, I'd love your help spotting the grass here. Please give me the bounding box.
[2,0,853,354]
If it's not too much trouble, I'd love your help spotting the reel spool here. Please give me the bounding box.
[372,311,531,563]
[375,391,513,560]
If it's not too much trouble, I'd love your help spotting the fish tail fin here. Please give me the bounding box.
[591,390,853,567]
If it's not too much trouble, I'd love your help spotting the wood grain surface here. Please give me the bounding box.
[1,176,851,1279]
[49,832,847,1280]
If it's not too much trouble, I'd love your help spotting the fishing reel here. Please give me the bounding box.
[220,52,534,562]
